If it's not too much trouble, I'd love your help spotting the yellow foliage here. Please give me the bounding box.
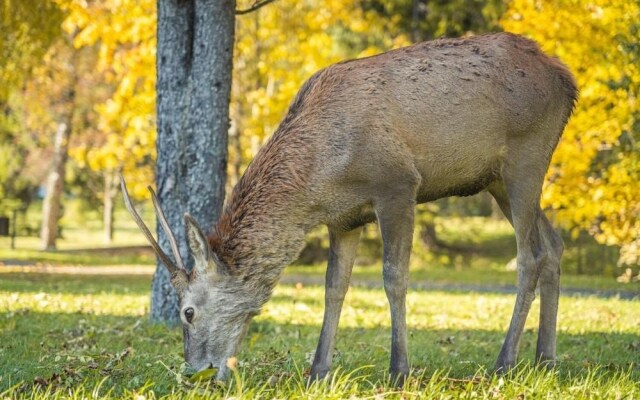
[63,0,156,198]
[502,0,639,263]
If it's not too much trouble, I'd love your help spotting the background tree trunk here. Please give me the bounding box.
[39,119,72,250]
[38,36,78,251]
[102,170,119,244]
[153,0,235,324]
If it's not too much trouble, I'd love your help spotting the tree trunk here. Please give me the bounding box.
[103,170,119,244]
[39,37,77,251]
[39,121,71,250]
[103,192,114,244]
[421,221,440,250]
[576,238,583,275]
[411,0,420,42]
[153,0,235,324]
[411,0,428,42]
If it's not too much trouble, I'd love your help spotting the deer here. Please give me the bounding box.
[122,32,577,383]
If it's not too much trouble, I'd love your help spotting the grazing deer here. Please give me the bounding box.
[122,32,577,382]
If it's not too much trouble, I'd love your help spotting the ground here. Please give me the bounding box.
[1,211,638,398]
[0,271,638,399]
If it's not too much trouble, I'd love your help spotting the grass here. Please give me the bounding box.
[1,202,638,397]
[1,272,639,399]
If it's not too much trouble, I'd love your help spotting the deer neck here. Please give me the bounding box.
[217,212,307,279]
[210,129,315,293]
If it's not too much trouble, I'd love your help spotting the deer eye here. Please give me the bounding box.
[184,307,195,323]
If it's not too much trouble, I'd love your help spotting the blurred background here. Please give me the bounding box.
[0,0,638,282]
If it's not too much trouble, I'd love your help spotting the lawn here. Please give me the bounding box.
[1,208,638,398]
[1,272,638,399]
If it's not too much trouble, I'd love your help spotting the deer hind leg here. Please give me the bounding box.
[489,170,548,372]
[375,191,417,383]
[489,164,563,371]
[310,226,362,380]
[535,213,563,366]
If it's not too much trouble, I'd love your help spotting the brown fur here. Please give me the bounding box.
[209,118,315,271]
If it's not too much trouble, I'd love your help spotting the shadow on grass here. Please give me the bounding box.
[1,309,638,396]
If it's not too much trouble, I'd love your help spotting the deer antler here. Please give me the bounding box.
[148,186,187,271]
[120,175,188,290]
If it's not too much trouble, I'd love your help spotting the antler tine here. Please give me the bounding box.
[119,175,179,275]
[148,186,187,271]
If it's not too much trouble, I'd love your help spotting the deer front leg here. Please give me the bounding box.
[310,227,362,380]
[376,195,416,383]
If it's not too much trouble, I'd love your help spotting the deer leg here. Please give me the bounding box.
[490,179,545,373]
[496,211,542,372]
[310,227,362,380]
[535,213,563,366]
[491,178,562,371]
[375,194,416,383]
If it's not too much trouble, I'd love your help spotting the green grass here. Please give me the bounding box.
[1,272,638,399]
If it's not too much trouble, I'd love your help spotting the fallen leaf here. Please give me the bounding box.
[188,368,218,383]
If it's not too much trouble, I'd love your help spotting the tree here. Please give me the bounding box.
[0,0,63,100]
[39,114,73,249]
[152,0,236,323]
[502,0,640,266]
[2,0,109,248]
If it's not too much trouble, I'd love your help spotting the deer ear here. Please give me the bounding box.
[184,213,226,277]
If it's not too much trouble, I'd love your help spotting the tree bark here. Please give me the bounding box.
[39,120,72,250]
[153,0,235,324]
[102,170,119,244]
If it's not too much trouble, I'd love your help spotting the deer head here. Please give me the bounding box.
[120,176,258,379]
